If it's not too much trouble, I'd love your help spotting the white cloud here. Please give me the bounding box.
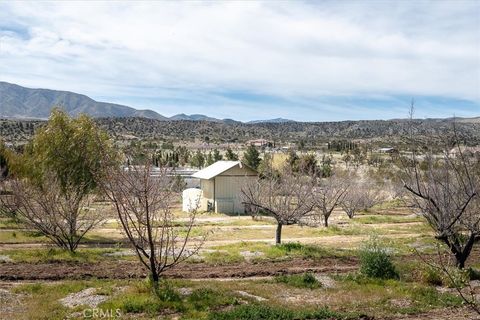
[0,0,478,120]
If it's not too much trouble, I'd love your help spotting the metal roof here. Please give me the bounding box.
[191,161,250,180]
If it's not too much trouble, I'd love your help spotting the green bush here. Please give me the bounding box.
[421,266,443,286]
[359,236,398,279]
[467,268,480,281]
[209,304,347,320]
[274,272,321,289]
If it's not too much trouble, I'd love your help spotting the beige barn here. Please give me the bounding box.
[182,161,257,214]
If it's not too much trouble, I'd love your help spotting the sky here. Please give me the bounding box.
[0,1,479,122]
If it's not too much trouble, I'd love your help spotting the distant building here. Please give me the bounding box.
[377,147,397,154]
[182,161,258,214]
[246,139,272,148]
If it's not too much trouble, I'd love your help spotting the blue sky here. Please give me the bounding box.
[0,1,479,121]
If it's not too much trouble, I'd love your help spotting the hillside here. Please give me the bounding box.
[1,116,479,147]
[0,82,167,120]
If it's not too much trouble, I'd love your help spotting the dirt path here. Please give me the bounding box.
[0,232,426,249]
[0,257,357,281]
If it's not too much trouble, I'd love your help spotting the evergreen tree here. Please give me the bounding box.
[213,149,223,162]
[190,150,205,169]
[225,147,238,161]
[286,149,300,172]
[243,145,261,169]
[206,151,214,166]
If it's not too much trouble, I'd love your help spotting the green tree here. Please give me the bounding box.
[243,145,261,169]
[0,140,11,180]
[213,149,223,162]
[190,150,205,169]
[286,149,299,172]
[4,109,116,252]
[19,108,116,193]
[206,151,214,166]
[298,153,318,175]
[320,154,333,178]
[161,141,174,150]
[225,147,238,161]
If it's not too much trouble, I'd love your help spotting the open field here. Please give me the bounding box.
[1,200,479,320]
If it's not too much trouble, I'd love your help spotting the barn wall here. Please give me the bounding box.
[214,175,257,214]
[196,164,258,214]
[200,179,214,201]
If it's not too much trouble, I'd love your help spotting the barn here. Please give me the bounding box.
[182,161,258,214]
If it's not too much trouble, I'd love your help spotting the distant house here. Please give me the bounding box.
[246,139,272,148]
[377,147,397,154]
[182,161,258,214]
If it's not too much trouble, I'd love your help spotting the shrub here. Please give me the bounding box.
[149,279,181,302]
[421,266,443,286]
[359,235,398,279]
[467,268,480,281]
[274,272,321,289]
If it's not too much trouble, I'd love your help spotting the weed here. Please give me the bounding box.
[209,305,352,320]
[274,272,321,289]
[359,235,398,279]
[187,288,238,311]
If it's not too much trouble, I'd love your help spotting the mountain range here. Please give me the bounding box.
[0,82,293,123]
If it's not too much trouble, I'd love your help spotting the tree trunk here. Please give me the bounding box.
[443,234,476,269]
[324,215,329,227]
[276,223,283,245]
[150,256,160,292]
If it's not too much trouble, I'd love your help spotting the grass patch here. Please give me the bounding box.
[203,250,245,265]
[314,225,364,236]
[335,274,463,315]
[354,215,423,225]
[0,217,22,229]
[13,280,120,320]
[274,272,321,289]
[101,280,240,319]
[209,305,354,320]
[0,229,47,243]
[205,241,352,265]
[3,247,132,263]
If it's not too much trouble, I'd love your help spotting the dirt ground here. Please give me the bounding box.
[0,257,358,281]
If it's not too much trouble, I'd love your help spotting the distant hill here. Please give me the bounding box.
[170,113,221,122]
[0,82,167,120]
[247,118,295,124]
[2,116,480,148]
[0,82,296,123]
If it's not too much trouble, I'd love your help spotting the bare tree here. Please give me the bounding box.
[1,173,102,252]
[341,178,384,219]
[102,163,202,286]
[403,149,479,269]
[314,174,349,227]
[241,168,315,245]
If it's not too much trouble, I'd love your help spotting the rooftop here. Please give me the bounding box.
[191,161,251,180]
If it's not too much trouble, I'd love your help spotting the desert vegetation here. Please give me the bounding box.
[0,110,479,320]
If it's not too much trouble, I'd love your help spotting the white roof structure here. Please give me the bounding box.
[192,161,249,180]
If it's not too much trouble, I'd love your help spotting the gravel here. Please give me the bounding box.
[59,288,108,308]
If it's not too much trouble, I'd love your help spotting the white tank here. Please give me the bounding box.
[182,188,204,212]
